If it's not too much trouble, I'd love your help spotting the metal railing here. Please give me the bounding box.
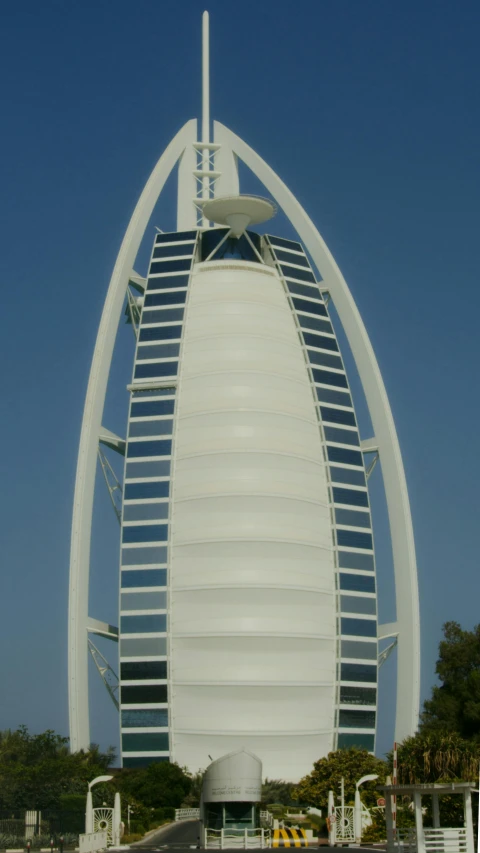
[259,811,274,828]
[424,827,467,852]
[175,808,200,822]
[205,827,271,849]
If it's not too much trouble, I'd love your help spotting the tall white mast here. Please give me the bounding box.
[202,10,210,225]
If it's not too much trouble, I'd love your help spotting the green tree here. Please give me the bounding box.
[396,730,480,784]
[421,622,480,739]
[117,761,191,809]
[262,779,299,806]
[293,748,387,810]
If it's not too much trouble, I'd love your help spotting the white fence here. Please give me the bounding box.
[79,831,108,853]
[259,811,274,828]
[425,827,467,852]
[175,808,200,821]
[205,828,270,849]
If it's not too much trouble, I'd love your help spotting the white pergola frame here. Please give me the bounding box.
[68,115,420,752]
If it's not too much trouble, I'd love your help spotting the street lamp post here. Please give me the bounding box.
[355,774,379,844]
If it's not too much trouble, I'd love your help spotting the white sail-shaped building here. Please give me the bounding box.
[68,14,420,780]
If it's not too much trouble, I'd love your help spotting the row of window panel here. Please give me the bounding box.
[137,343,180,361]
[317,387,353,408]
[335,508,371,529]
[147,273,189,290]
[308,350,343,370]
[268,235,303,252]
[341,663,377,683]
[139,324,182,342]
[338,551,375,571]
[333,487,369,507]
[321,406,356,427]
[330,465,365,487]
[324,426,360,447]
[124,481,170,500]
[339,573,375,593]
[123,756,169,767]
[275,248,310,268]
[134,362,178,380]
[129,419,174,438]
[125,461,171,480]
[122,732,170,752]
[144,290,187,308]
[287,281,322,299]
[313,367,348,388]
[122,525,168,544]
[120,636,167,656]
[131,399,175,417]
[122,708,168,727]
[341,639,377,660]
[152,243,194,259]
[121,661,167,680]
[122,569,167,589]
[121,546,168,566]
[141,307,185,325]
[300,315,334,335]
[337,530,373,550]
[341,617,376,638]
[121,684,168,703]
[280,264,316,284]
[340,686,376,706]
[149,258,192,276]
[121,592,167,611]
[337,733,374,751]
[339,709,376,729]
[292,297,328,317]
[340,594,376,615]
[155,230,197,244]
[127,440,172,459]
[123,502,169,522]
[121,614,166,634]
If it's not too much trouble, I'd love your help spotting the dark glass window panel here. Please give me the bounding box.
[121,546,167,566]
[292,297,328,317]
[336,508,371,529]
[275,248,310,267]
[147,274,190,291]
[122,732,170,752]
[121,614,167,634]
[200,228,261,262]
[317,387,353,408]
[121,591,166,610]
[144,290,187,307]
[153,243,194,258]
[129,420,174,438]
[121,661,167,681]
[337,530,373,550]
[134,362,178,380]
[123,756,169,767]
[299,315,334,335]
[149,259,192,275]
[327,446,363,467]
[340,594,376,615]
[333,487,369,507]
[341,663,377,683]
[304,334,338,353]
[340,686,377,705]
[137,343,180,361]
[123,503,169,522]
[121,569,167,588]
[124,481,170,500]
[122,525,168,544]
[338,551,375,571]
[341,617,376,637]
[121,709,168,727]
[120,637,167,656]
[131,399,175,417]
[142,307,184,325]
[127,440,172,458]
[281,264,316,283]
[156,230,197,244]
[321,407,356,427]
[308,350,343,370]
[139,325,182,342]
[121,684,168,703]
[288,281,323,301]
[313,368,348,388]
[330,466,366,486]
[267,235,302,252]
[339,709,376,728]
[337,733,375,750]
[341,639,377,659]
[325,426,360,446]
[125,461,171,479]
[339,573,375,593]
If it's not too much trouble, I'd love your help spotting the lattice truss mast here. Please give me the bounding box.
[68,12,420,755]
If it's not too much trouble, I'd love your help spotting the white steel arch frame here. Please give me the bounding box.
[68,119,197,752]
[212,120,420,742]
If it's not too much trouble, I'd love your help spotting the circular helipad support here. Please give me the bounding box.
[203,194,276,235]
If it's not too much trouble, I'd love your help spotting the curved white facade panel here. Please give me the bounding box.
[170,261,336,778]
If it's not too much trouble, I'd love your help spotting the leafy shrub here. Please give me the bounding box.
[130,822,145,835]
[362,814,387,843]
[163,806,175,820]
[122,833,143,844]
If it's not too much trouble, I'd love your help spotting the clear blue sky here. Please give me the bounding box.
[1,0,479,767]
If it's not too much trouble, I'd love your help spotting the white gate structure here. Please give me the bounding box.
[333,806,355,844]
[93,809,113,846]
[205,828,270,849]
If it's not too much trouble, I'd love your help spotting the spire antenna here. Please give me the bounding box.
[201,11,210,225]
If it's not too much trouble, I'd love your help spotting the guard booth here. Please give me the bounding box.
[200,749,268,848]
[382,782,475,853]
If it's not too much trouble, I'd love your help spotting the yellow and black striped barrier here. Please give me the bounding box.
[272,828,309,847]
